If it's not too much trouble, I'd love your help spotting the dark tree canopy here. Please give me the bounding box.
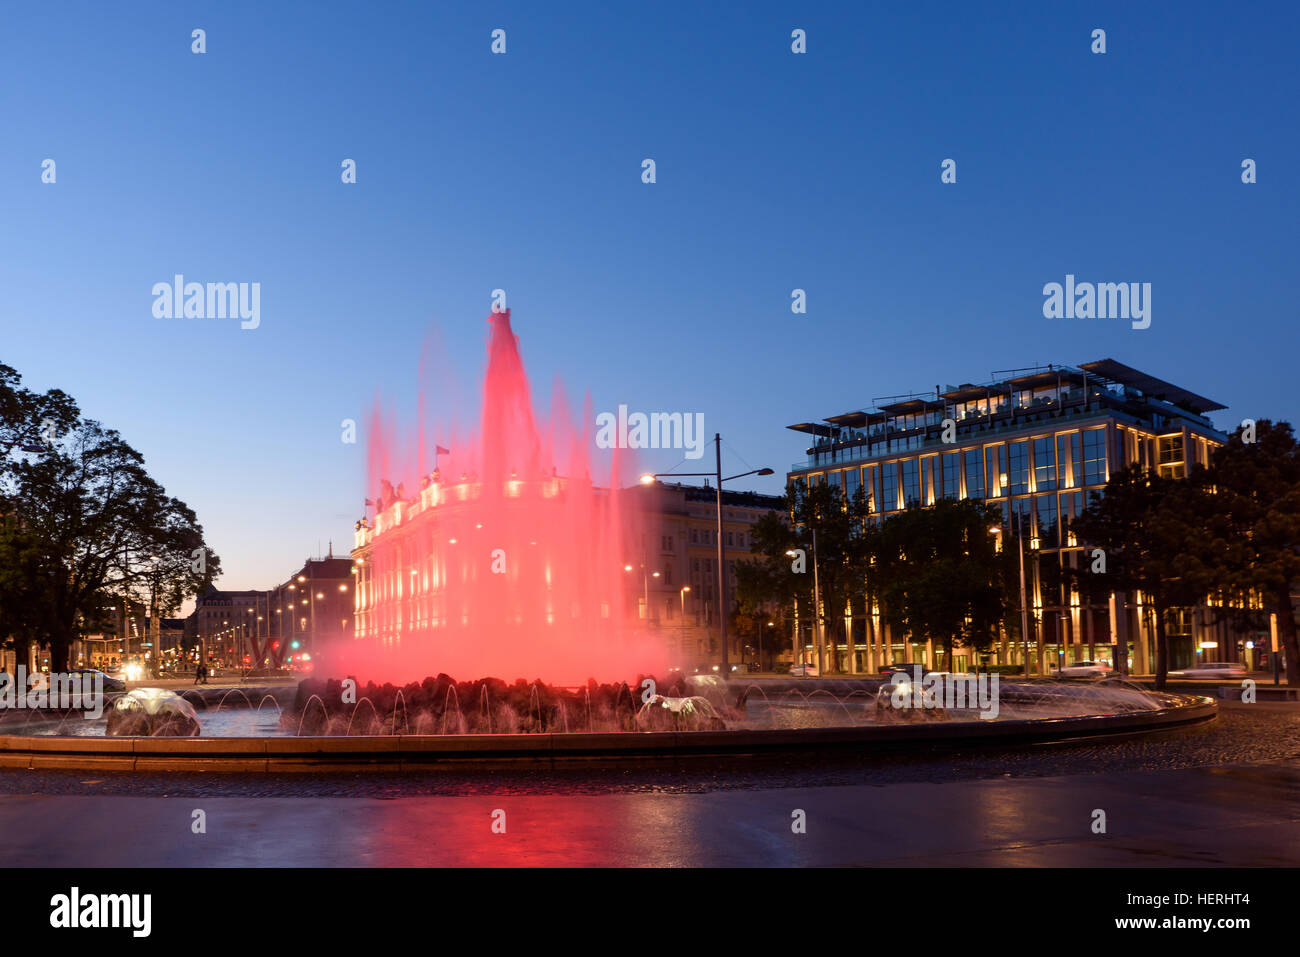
[1,363,220,672]
[865,498,1009,666]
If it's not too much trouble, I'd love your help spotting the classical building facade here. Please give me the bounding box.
[627,480,785,670]
[188,587,271,668]
[185,557,352,669]
[787,359,1245,674]
[350,474,783,674]
[266,558,354,666]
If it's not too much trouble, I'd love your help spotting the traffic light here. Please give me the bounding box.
[290,640,300,650]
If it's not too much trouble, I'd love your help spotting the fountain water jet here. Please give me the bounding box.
[324,309,667,687]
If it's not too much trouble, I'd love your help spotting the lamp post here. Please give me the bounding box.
[787,526,824,673]
[679,586,692,659]
[145,555,162,678]
[991,511,1031,678]
[640,436,773,674]
[623,563,649,620]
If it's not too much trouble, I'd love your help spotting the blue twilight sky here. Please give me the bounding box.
[1,1,1297,594]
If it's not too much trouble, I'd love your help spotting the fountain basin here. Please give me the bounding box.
[0,693,1216,772]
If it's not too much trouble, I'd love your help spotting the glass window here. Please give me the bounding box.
[1008,440,1029,495]
[1057,432,1080,488]
[902,458,920,506]
[1060,491,1084,546]
[846,467,860,505]
[865,465,878,513]
[942,451,961,500]
[1036,494,1059,549]
[985,444,1007,498]
[1033,436,1056,491]
[882,462,899,512]
[1012,497,1034,543]
[965,449,984,499]
[1083,429,1107,485]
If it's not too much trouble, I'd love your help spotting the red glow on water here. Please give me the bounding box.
[327,309,665,686]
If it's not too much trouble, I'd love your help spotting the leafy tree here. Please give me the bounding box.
[1195,420,1300,685]
[1069,467,1213,688]
[735,507,808,668]
[734,479,868,673]
[0,362,79,460]
[865,498,1006,669]
[732,555,793,671]
[1060,524,1120,672]
[0,363,220,672]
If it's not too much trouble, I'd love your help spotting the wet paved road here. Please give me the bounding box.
[1,702,1296,866]
[1,762,1297,866]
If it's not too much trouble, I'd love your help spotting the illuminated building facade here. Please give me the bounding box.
[185,558,352,669]
[629,481,785,670]
[267,558,354,666]
[350,472,783,674]
[787,359,1243,674]
[349,472,584,644]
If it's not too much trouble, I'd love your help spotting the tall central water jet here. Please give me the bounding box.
[332,310,666,685]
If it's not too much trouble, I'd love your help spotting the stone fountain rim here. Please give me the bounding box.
[0,694,1216,772]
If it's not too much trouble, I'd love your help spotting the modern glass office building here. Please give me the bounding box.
[786,359,1240,674]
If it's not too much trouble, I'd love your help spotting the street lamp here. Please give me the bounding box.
[624,563,652,620]
[787,527,823,673]
[991,511,1032,678]
[640,434,773,674]
[679,586,692,660]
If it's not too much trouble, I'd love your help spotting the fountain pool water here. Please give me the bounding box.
[0,674,1192,738]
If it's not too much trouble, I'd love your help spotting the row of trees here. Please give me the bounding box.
[735,420,1300,689]
[734,481,1015,676]
[1073,420,1300,688]
[0,362,221,673]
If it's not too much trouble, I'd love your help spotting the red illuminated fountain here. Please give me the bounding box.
[325,309,668,687]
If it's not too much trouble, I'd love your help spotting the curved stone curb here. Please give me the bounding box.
[0,696,1216,773]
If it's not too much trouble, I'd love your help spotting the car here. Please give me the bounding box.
[68,668,126,692]
[789,663,819,677]
[121,660,145,681]
[1169,662,1247,679]
[1057,660,1112,677]
[879,663,931,677]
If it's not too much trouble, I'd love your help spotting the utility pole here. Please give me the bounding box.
[715,433,728,674]
[1016,510,1030,678]
[812,525,825,673]
[639,439,773,677]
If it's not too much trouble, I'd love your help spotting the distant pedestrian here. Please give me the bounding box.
[194,663,203,685]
